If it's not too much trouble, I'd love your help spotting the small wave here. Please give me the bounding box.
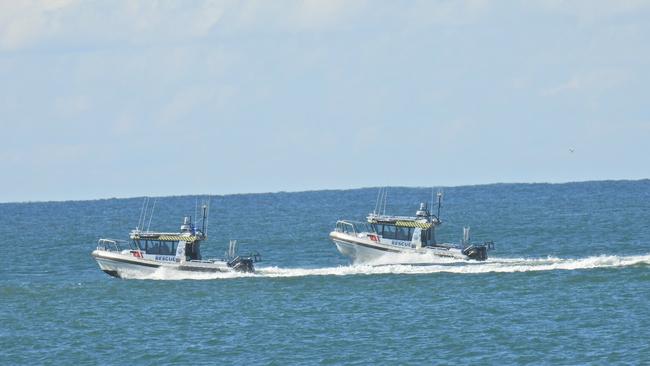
[116,253,650,280]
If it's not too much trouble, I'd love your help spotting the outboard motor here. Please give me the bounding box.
[462,245,488,261]
[228,257,255,273]
[224,240,261,273]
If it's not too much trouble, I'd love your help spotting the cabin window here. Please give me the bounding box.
[185,242,201,260]
[421,229,435,245]
[381,225,396,240]
[146,240,158,254]
[395,227,413,241]
[158,242,172,255]
[142,240,177,255]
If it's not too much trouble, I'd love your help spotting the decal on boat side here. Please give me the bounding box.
[154,255,178,262]
[390,240,414,248]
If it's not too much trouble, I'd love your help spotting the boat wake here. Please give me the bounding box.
[118,253,650,280]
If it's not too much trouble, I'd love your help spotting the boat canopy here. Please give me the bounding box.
[131,233,201,243]
[367,217,432,230]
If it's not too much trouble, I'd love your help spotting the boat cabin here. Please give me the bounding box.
[130,216,206,261]
[369,221,435,245]
[335,203,441,247]
[371,202,442,246]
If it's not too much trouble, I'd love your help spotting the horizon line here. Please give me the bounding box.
[2,178,648,205]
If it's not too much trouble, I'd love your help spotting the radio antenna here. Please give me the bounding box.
[205,196,211,235]
[146,198,157,232]
[201,196,211,237]
[194,197,198,228]
[138,197,149,230]
[374,187,383,214]
[136,197,147,230]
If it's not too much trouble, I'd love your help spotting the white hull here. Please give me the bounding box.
[91,249,233,278]
[330,232,469,264]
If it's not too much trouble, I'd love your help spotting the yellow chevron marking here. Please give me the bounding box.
[133,235,198,242]
[158,235,197,242]
[394,221,432,229]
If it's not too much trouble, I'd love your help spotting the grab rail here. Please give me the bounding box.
[96,238,129,252]
[335,220,374,236]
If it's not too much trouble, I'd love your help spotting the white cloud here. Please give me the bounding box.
[288,0,365,29]
[6,1,649,52]
[0,0,231,50]
[533,0,650,23]
[0,0,77,49]
[53,94,91,116]
[0,0,495,51]
[541,69,631,96]
[405,0,490,27]
[541,77,581,96]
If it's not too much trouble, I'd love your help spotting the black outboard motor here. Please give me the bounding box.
[462,245,488,261]
[228,257,255,273]
[225,240,261,273]
[460,227,492,261]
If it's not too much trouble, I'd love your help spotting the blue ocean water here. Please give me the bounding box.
[1,181,650,364]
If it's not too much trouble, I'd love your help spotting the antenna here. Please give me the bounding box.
[201,204,207,235]
[201,197,211,236]
[205,197,211,234]
[374,187,383,214]
[228,239,237,258]
[462,226,470,246]
[146,198,157,232]
[137,197,147,230]
[143,197,150,230]
[194,197,198,229]
[383,189,388,215]
[138,197,149,230]
[436,191,443,219]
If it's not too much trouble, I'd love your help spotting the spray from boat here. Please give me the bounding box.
[114,253,650,280]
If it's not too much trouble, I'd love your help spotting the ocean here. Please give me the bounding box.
[1,180,649,364]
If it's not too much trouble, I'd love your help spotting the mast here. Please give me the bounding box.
[201,204,207,236]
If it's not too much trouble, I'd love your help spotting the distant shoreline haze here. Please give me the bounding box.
[2,178,648,204]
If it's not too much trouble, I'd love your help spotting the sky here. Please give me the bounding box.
[0,0,649,202]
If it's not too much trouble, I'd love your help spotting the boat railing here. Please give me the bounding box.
[335,220,373,236]
[367,213,432,223]
[96,238,129,252]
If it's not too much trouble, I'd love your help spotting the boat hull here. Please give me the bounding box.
[91,249,239,279]
[330,232,470,264]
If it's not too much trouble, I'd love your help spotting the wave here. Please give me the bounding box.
[119,253,650,280]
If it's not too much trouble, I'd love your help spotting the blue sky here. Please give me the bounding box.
[0,0,649,202]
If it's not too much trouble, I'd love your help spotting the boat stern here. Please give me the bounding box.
[461,241,495,261]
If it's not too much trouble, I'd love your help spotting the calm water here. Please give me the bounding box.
[2,181,650,365]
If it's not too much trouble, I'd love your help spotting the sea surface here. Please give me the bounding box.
[1,181,650,365]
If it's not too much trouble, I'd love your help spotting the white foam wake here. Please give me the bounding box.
[120,253,650,280]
